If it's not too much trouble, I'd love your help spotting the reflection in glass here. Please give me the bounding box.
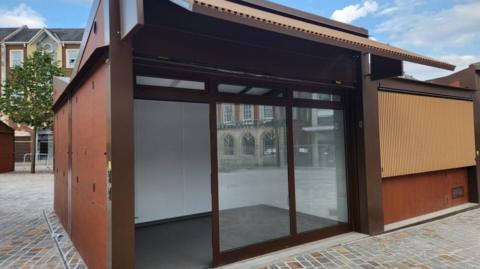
[217,103,289,251]
[218,84,284,97]
[293,91,341,102]
[293,107,348,233]
[135,76,205,90]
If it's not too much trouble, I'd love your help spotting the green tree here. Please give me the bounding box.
[0,51,63,173]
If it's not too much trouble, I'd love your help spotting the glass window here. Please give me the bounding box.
[219,84,284,97]
[66,49,79,68]
[293,91,341,102]
[217,103,289,251]
[136,76,206,90]
[223,135,235,156]
[9,50,23,67]
[241,133,255,155]
[263,131,276,156]
[262,105,273,121]
[293,107,348,233]
[223,104,234,124]
[241,105,253,123]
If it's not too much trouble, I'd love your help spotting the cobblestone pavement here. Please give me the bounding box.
[259,208,480,269]
[0,172,86,269]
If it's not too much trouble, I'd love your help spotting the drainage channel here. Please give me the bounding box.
[43,210,70,269]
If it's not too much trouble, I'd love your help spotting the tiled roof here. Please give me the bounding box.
[0,28,17,41]
[1,27,84,43]
[5,28,39,42]
[49,28,84,42]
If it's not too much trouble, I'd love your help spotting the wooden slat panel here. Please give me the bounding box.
[379,91,476,178]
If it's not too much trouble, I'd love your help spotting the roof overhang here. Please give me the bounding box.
[170,0,455,71]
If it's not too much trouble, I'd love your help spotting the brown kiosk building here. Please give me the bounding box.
[0,121,14,173]
[52,0,480,268]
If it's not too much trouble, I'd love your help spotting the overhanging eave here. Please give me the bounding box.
[170,0,455,71]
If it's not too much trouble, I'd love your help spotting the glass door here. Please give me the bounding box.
[292,106,348,233]
[210,82,352,266]
[216,102,290,251]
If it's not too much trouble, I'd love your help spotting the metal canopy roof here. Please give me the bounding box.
[170,0,455,71]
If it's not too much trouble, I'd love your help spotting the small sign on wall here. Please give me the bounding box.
[452,186,465,199]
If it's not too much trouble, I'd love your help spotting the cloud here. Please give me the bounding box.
[404,54,480,81]
[375,1,480,52]
[0,4,46,28]
[331,1,379,23]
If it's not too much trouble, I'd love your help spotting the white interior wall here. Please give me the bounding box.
[134,100,211,224]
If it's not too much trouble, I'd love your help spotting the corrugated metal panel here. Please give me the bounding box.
[379,91,476,178]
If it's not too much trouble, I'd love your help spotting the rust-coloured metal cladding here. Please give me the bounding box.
[76,0,106,72]
[71,65,108,269]
[0,121,14,173]
[53,76,70,104]
[54,105,69,228]
[383,168,470,224]
[431,64,478,90]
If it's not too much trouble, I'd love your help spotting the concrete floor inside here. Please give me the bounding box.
[135,205,341,269]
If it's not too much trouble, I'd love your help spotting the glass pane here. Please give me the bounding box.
[293,107,348,233]
[11,51,23,67]
[136,76,205,90]
[217,104,289,251]
[293,91,341,102]
[219,84,284,97]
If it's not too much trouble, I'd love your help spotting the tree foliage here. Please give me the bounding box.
[0,51,63,128]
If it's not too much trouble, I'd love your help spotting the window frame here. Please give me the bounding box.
[9,49,24,68]
[222,104,235,125]
[240,104,253,123]
[223,134,235,156]
[241,133,256,156]
[65,48,80,69]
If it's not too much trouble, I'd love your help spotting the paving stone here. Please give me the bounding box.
[259,208,480,269]
[0,173,87,269]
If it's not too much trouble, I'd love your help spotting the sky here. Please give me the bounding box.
[0,0,478,80]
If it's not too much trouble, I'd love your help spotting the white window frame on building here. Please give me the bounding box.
[223,104,234,124]
[261,105,274,121]
[65,49,80,68]
[9,49,24,68]
[240,104,253,124]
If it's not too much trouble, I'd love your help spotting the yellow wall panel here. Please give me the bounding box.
[379,91,476,178]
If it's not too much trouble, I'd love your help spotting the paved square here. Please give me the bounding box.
[1,172,479,269]
[0,172,85,269]
[259,208,480,269]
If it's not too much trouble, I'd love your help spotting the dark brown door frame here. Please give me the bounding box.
[108,0,136,268]
[133,63,360,266]
[354,53,384,235]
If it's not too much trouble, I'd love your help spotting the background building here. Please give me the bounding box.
[0,26,83,166]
